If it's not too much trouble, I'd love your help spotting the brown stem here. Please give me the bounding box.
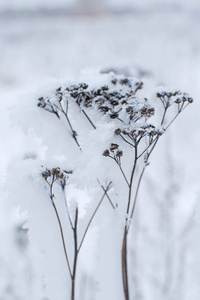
[49,182,72,278]
[82,109,96,129]
[128,166,145,232]
[137,136,157,159]
[120,134,134,147]
[120,145,137,300]
[126,144,137,217]
[161,107,168,126]
[98,180,116,209]
[78,182,112,252]
[122,228,129,300]
[71,207,79,300]
[59,101,81,149]
[116,159,130,187]
[164,102,189,131]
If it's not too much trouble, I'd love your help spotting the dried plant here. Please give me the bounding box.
[38,74,193,300]
[41,167,112,300]
[102,89,193,300]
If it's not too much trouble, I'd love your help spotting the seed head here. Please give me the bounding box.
[110,112,119,119]
[42,170,51,179]
[116,150,123,157]
[110,143,119,152]
[103,149,110,157]
[115,128,121,135]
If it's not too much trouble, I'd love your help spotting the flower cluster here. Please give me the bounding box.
[103,143,123,163]
[37,76,154,125]
[42,167,64,180]
[157,91,193,109]
[68,79,153,123]
[114,124,162,145]
[42,167,72,190]
[38,97,60,118]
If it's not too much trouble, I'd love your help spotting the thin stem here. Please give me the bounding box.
[120,134,134,147]
[146,105,169,158]
[137,136,157,159]
[147,135,159,158]
[63,191,74,230]
[116,159,130,187]
[128,166,145,232]
[127,133,134,141]
[137,134,145,145]
[82,109,96,129]
[179,101,185,113]
[122,228,129,300]
[59,101,81,149]
[98,180,116,209]
[44,107,60,119]
[109,156,129,187]
[78,182,112,252]
[164,103,189,131]
[49,182,72,278]
[126,145,137,217]
[71,207,78,300]
[161,107,168,126]
[117,117,124,123]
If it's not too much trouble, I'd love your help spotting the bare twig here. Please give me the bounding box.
[78,182,112,252]
[126,144,137,219]
[71,207,79,300]
[63,191,74,230]
[82,109,96,129]
[128,166,145,232]
[98,180,116,209]
[164,103,189,131]
[59,101,81,149]
[48,180,72,278]
[120,133,134,147]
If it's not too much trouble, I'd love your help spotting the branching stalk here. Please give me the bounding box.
[98,180,116,209]
[48,180,72,278]
[126,144,137,218]
[78,182,112,252]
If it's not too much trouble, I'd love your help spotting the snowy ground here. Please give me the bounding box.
[1,7,200,300]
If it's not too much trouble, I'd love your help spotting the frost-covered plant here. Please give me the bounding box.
[102,89,193,300]
[38,73,193,300]
[41,167,112,300]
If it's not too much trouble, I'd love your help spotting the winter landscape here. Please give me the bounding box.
[0,1,200,300]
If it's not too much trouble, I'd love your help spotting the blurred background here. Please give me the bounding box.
[1,1,200,299]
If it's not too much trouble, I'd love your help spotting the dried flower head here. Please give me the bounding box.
[103,149,110,157]
[115,128,122,135]
[42,169,51,180]
[41,167,72,191]
[116,150,123,158]
[110,143,119,152]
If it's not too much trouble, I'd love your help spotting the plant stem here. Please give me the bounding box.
[82,109,96,129]
[120,134,134,147]
[121,145,137,300]
[122,227,129,300]
[71,207,79,300]
[98,180,115,209]
[128,166,145,232]
[117,160,130,187]
[126,145,137,217]
[49,182,72,278]
[60,101,81,149]
[78,182,112,252]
